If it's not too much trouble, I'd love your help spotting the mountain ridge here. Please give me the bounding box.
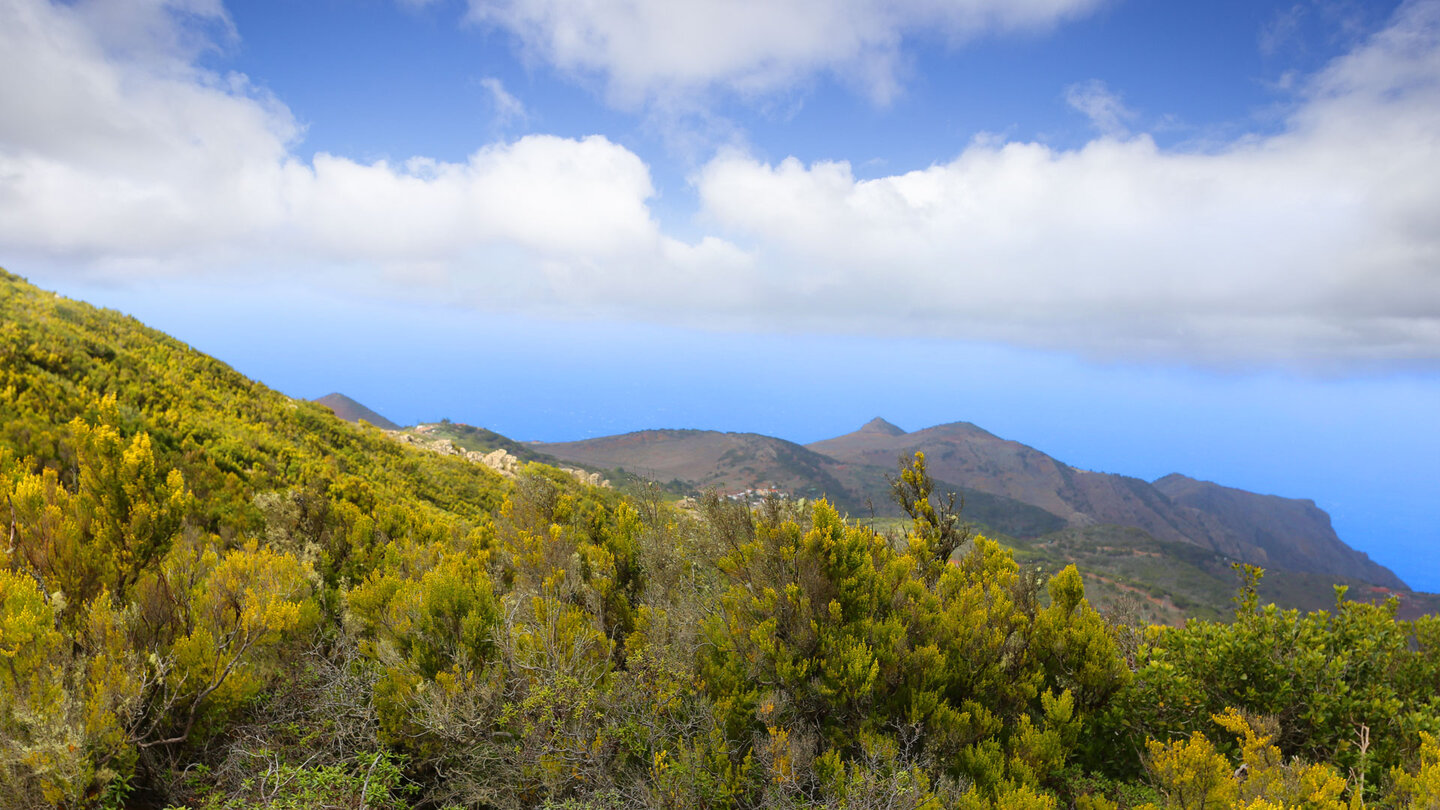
[536,427,1069,537]
[1152,473,1395,584]
[548,417,1406,590]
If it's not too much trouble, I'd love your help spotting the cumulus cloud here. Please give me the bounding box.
[691,1,1440,367]
[0,0,719,297]
[293,136,657,261]
[0,0,296,262]
[2,0,1439,369]
[466,0,1108,105]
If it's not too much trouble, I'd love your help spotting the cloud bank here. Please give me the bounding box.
[1,0,1438,368]
[695,0,1440,366]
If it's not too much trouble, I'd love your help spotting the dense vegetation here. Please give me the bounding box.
[3,268,1439,809]
[999,526,1440,627]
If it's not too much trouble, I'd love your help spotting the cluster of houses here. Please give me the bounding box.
[720,486,789,503]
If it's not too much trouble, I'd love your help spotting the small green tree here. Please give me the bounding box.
[890,451,971,582]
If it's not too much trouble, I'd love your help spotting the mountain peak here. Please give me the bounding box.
[859,417,906,436]
[314,393,400,431]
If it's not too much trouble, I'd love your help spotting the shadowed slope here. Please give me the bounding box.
[1154,473,1403,590]
[811,419,1406,589]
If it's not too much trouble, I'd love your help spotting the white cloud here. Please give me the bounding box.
[466,0,1108,106]
[2,0,1439,369]
[1064,79,1135,137]
[478,76,528,126]
[0,0,705,288]
[692,0,1440,366]
[0,0,294,261]
[292,136,657,260]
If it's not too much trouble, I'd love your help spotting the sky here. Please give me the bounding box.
[1,0,1437,590]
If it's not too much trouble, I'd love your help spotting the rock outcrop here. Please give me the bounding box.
[390,432,609,487]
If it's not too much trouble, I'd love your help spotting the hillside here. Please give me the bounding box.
[811,420,1228,547]
[412,420,562,466]
[0,268,514,536]
[1002,524,1440,626]
[811,419,1406,589]
[314,392,400,430]
[0,269,640,806]
[3,268,1439,809]
[1152,473,1399,586]
[545,417,1406,593]
[537,428,1065,536]
[812,420,1173,531]
[538,428,871,504]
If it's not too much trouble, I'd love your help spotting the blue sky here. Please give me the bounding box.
[2,0,1437,590]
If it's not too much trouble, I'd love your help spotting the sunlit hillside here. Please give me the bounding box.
[3,270,1439,809]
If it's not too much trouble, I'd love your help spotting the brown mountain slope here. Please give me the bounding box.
[314,393,400,430]
[810,421,1213,542]
[857,416,907,437]
[810,420,1406,589]
[811,421,1069,517]
[1008,524,1433,625]
[537,429,1066,535]
[813,421,1082,516]
[1154,474,1404,590]
[537,429,857,502]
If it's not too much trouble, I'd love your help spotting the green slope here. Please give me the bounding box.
[2,268,1438,809]
[409,420,559,465]
[0,268,510,535]
[1004,524,1440,625]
